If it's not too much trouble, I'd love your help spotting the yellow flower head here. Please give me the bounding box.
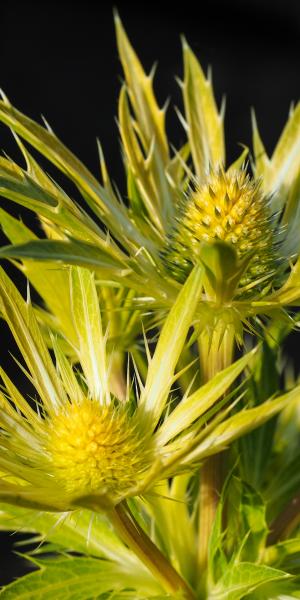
[0,266,160,511]
[0,16,299,354]
[0,19,298,536]
[0,263,272,514]
[0,265,208,510]
[163,168,276,292]
[47,399,150,496]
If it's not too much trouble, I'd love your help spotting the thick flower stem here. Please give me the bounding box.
[198,454,224,570]
[197,323,235,574]
[101,287,127,401]
[110,501,196,599]
[108,350,127,401]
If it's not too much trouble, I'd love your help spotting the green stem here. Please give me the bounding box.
[109,350,127,401]
[198,454,225,571]
[101,287,127,401]
[197,322,235,574]
[110,501,196,599]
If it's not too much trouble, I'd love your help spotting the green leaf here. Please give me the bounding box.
[70,267,109,402]
[117,72,173,231]
[266,102,300,192]
[115,14,169,162]
[208,476,229,585]
[182,38,224,179]
[0,238,129,274]
[281,169,300,258]
[138,264,204,429]
[156,349,255,446]
[0,266,66,412]
[0,208,76,343]
[0,555,162,599]
[265,539,300,572]
[118,85,169,233]
[166,142,190,187]
[146,476,197,586]
[199,241,253,304]
[227,147,249,173]
[239,341,280,488]
[0,505,133,565]
[252,103,300,198]
[0,237,179,305]
[251,110,270,182]
[0,99,149,249]
[184,384,300,464]
[265,449,300,522]
[0,157,103,245]
[209,562,291,600]
[237,481,268,563]
[0,206,36,244]
[262,254,300,307]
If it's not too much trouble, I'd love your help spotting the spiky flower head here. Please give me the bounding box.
[0,265,160,511]
[0,15,299,348]
[163,167,276,292]
[0,264,288,514]
[47,399,149,497]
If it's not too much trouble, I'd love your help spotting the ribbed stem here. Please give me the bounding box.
[110,501,196,599]
[198,454,224,571]
[197,323,235,576]
[101,287,127,401]
[109,350,127,401]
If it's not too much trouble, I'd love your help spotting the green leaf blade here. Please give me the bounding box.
[0,556,162,599]
[182,39,225,178]
[209,562,291,600]
[139,264,204,429]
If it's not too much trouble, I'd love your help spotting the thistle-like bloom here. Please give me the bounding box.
[0,17,299,350]
[0,265,293,514]
[163,167,276,290]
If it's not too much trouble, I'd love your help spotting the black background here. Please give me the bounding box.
[0,0,299,585]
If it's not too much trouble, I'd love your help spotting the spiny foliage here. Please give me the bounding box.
[0,12,299,600]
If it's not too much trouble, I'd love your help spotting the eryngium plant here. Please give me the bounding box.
[0,12,300,600]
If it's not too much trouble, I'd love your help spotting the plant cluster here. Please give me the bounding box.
[0,14,299,599]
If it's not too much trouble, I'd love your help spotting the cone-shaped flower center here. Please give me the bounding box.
[46,399,149,497]
[163,168,275,288]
